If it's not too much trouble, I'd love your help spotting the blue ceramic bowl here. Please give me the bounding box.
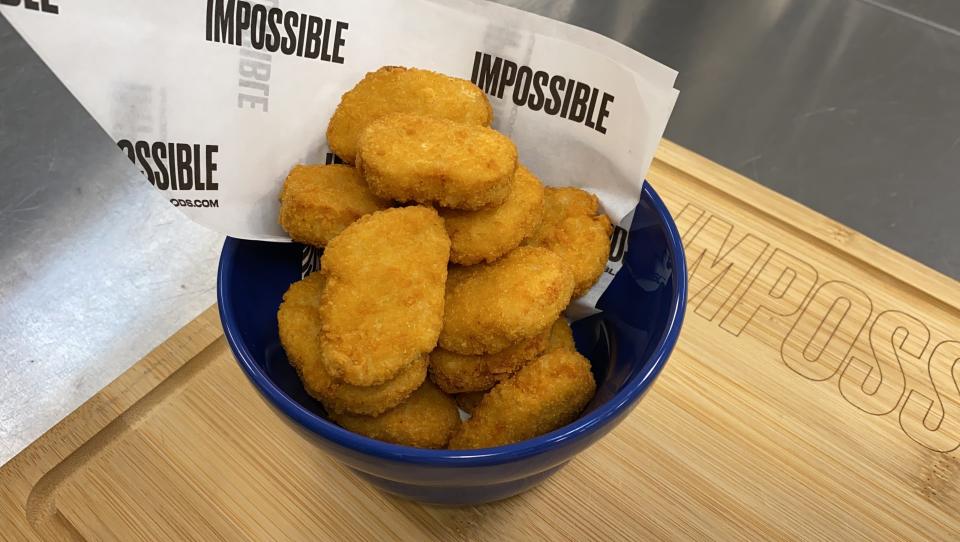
[217,181,686,505]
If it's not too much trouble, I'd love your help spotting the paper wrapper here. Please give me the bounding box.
[2,0,678,316]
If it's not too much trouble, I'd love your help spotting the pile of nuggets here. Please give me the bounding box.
[277,66,613,450]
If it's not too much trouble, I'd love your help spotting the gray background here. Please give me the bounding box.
[1,0,958,465]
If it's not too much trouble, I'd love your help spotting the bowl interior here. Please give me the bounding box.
[219,183,685,454]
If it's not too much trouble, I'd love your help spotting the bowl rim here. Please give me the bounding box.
[217,181,687,466]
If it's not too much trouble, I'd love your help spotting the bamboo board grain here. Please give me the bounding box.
[3,140,959,541]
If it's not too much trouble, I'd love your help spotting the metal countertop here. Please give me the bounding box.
[1,0,958,465]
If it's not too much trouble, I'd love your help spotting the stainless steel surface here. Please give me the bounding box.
[0,17,223,464]
[502,0,960,276]
[2,0,959,465]
[867,0,960,34]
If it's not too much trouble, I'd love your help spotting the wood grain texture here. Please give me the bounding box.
[3,141,959,541]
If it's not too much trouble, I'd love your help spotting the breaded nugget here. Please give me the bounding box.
[278,273,428,415]
[318,356,427,416]
[527,187,600,245]
[357,113,518,210]
[428,325,550,394]
[440,165,545,265]
[439,247,574,355]
[429,353,502,394]
[319,207,450,385]
[547,317,576,352]
[526,187,613,298]
[279,164,390,247]
[327,66,493,163]
[455,392,485,415]
[330,381,460,449]
[536,214,613,298]
[448,349,597,449]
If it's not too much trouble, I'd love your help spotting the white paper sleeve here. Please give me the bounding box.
[1,0,678,243]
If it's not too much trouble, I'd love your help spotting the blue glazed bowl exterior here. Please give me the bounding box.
[217,182,687,505]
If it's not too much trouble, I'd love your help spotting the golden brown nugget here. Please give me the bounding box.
[439,247,574,355]
[327,66,493,163]
[428,354,501,395]
[547,317,576,352]
[357,113,518,210]
[526,187,612,298]
[440,165,545,265]
[448,349,597,449]
[527,187,601,245]
[483,323,552,374]
[330,381,460,449]
[278,274,427,415]
[428,326,550,394]
[455,392,485,415]
[319,206,450,386]
[279,164,390,247]
[536,214,613,298]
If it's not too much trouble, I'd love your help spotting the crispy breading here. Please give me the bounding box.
[327,66,493,163]
[278,273,428,415]
[547,317,576,352]
[330,381,460,449]
[537,214,613,298]
[319,206,450,385]
[439,247,574,355]
[526,187,612,297]
[527,187,600,245]
[450,319,577,429]
[429,354,501,394]
[440,165,545,265]
[357,113,517,210]
[448,349,596,449]
[455,392,485,415]
[428,325,551,394]
[278,164,390,247]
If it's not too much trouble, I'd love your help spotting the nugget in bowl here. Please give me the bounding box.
[357,113,518,210]
[318,206,450,386]
[439,247,574,355]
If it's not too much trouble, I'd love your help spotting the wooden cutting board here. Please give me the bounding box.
[3,141,959,541]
